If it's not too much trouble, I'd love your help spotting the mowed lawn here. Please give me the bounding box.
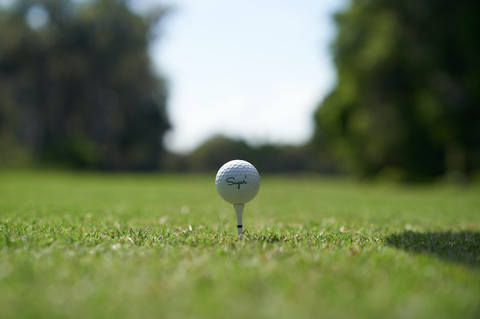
[0,171,479,319]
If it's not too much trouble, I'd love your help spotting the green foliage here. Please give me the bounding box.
[0,171,479,318]
[0,0,170,170]
[186,135,254,171]
[313,0,480,181]
[41,133,101,169]
[172,135,337,173]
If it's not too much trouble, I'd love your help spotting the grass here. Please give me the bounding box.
[0,171,479,319]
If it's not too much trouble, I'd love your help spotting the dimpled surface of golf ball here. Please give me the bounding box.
[215,160,260,204]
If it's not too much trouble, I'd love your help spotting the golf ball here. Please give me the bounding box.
[215,160,260,204]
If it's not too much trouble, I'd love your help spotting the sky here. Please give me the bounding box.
[144,0,348,153]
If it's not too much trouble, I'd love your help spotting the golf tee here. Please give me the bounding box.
[233,204,244,237]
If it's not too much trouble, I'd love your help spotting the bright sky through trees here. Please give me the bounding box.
[0,0,348,154]
[148,0,347,153]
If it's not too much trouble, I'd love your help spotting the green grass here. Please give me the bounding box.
[1,171,479,319]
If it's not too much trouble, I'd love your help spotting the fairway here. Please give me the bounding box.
[1,171,479,319]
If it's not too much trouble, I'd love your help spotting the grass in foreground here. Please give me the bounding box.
[1,171,479,319]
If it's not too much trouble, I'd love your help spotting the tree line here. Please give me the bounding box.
[1,0,479,181]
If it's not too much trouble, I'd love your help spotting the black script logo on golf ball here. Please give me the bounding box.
[226,176,247,189]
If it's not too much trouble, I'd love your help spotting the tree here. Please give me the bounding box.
[0,0,170,170]
[313,0,480,181]
[185,136,254,172]
[180,135,333,173]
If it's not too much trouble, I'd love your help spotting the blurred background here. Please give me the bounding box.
[0,0,479,181]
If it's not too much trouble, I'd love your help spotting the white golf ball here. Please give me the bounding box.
[215,160,260,204]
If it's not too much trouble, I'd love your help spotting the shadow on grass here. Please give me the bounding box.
[386,231,480,268]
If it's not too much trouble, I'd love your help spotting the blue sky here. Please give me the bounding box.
[147,0,348,153]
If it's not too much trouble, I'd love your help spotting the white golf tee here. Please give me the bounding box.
[234,204,244,237]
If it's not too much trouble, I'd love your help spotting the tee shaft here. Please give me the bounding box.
[233,204,244,237]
